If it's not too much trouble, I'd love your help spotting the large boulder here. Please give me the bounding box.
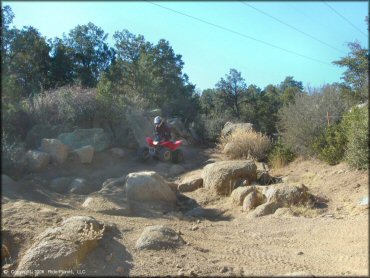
[221,122,254,137]
[265,183,312,207]
[57,128,110,152]
[25,124,72,149]
[72,145,94,164]
[125,171,177,203]
[135,225,185,250]
[40,139,69,164]
[125,109,153,147]
[16,216,105,273]
[202,160,257,195]
[24,150,50,171]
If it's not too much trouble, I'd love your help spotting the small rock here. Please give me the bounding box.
[191,225,199,231]
[196,220,201,224]
[297,251,304,255]
[176,264,181,268]
[189,270,197,276]
[115,266,125,274]
[354,183,361,188]
[219,266,228,273]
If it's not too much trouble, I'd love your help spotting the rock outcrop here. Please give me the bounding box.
[57,128,110,152]
[40,139,69,164]
[202,160,257,195]
[136,225,185,250]
[16,216,105,273]
[24,150,50,171]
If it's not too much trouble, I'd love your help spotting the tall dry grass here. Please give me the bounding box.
[218,127,271,161]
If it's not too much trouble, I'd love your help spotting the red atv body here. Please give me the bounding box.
[138,137,184,163]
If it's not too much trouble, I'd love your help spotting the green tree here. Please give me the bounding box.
[216,69,247,119]
[279,76,304,105]
[333,42,369,102]
[65,22,114,87]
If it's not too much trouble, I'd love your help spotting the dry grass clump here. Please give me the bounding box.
[219,127,271,161]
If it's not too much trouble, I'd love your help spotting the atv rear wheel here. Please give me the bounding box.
[137,147,150,162]
[171,149,184,163]
[159,148,172,162]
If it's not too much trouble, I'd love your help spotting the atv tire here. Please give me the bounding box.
[137,147,150,162]
[171,149,184,163]
[159,148,172,162]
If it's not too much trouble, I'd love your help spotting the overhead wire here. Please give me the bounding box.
[147,1,334,67]
[323,2,367,37]
[239,1,347,55]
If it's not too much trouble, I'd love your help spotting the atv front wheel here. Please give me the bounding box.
[137,147,150,162]
[159,148,172,162]
[171,149,184,163]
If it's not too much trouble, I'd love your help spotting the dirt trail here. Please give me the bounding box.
[1,147,368,277]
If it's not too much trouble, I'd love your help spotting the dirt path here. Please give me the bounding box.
[1,147,368,276]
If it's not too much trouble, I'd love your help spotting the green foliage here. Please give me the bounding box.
[333,42,369,102]
[268,138,296,168]
[65,22,114,87]
[1,131,26,176]
[341,105,368,169]
[215,69,247,119]
[312,124,347,165]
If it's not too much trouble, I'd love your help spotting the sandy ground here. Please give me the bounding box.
[1,147,368,277]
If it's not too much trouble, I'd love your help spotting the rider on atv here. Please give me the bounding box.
[154,116,172,142]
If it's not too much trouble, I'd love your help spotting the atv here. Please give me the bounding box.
[138,136,184,163]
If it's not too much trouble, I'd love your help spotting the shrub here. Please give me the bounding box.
[1,131,26,177]
[312,123,347,165]
[268,138,296,169]
[277,84,348,156]
[341,105,368,169]
[23,86,98,127]
[219,127,271,161]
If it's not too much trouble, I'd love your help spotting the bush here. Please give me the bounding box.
[197,114,231,142]
[1,132,26,177]
[312,123,346,165]
[219,127,271,161]
[341,105,368,169]
[268,138,296,169]
[23,86,98,127]
[277,84,348,156]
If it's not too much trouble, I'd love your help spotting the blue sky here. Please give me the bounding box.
[4,1,368,92]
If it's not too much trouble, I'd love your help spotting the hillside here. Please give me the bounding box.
[1,145,368,277]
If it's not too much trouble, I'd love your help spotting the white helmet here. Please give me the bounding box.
[154,116,162,124]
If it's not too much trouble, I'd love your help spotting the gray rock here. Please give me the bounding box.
[24,150,50,171]
[135,225,185,250]
[265,183,311,207]
[25,124,72,149]
[221,122,254,137]
[72,145,94,164]
[40,139,69,164]
[125,171,177,203]
[242,190,266,211]
[16,216,105,273]
[69,178,96,195]
[359,196,368,206]
[82,195,130,216]
[125,108,154,147]
[57,128,110,152]
[202,160,257,195]
[50,177,73,193]
[178,178,203,192]
[230,186,255,206]
[250,202,280,217]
